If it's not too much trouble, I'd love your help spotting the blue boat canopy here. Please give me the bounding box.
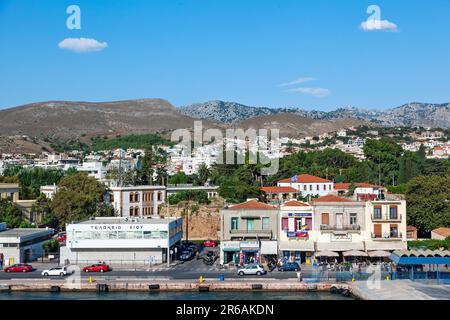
[389,249,450,265]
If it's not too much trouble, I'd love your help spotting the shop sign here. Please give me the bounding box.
[287,231,309,239]
[331,234,352,242]
[240,241,259,249]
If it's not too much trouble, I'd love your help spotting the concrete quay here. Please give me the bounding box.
[0,278,348,294]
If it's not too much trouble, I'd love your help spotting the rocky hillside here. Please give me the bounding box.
[180,101,450,129]
[0,99,220,140]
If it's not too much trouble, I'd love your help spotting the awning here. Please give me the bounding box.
[315,251,339,257]
[260,241,278,255]
[317,242,364,252]
[368,250,391,258]
[365,241,407,251]
[279,240,314,252]
[343,250,368,257]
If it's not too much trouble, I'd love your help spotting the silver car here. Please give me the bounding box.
[237,264,266,276]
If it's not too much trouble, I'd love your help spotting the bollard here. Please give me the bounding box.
[89,276,93,284]
[386,275,390,281]
[149,284,160,290]
[199,276,203,284]
[50,286,61,293]
[219,274,225,281]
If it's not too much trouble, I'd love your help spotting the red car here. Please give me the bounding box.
[4,264,33,273]
[203,240,218,247]
[83,263,110,273]
[57,234,67,243]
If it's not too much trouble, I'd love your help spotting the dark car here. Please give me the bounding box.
[278,262,300,272]
[179,251,194,261]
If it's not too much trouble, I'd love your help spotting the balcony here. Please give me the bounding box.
[229,229,272,239]
[371,232,403,240]
[371,214,402,222]
[320,224,361,232]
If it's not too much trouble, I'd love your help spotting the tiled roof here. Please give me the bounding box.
[282,200,310,207]
[432,227,450,238]
[278,174,331,184]
[313,194,355,203]
[228,199,276,210]
[261,186,298,193]
[334,182,383,190]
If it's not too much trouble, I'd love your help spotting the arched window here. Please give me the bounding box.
[135,193,140,202]
[135,207,140,216]
[129,193,134,203]
[129,207,134,216]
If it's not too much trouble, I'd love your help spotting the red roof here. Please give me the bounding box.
[282,200,310,207]
[313,194,355,203]
[228,199,276,210]
[278,174,331,184]
[334,182,383,190]
[261,186,298,193]
[432,227,450,238]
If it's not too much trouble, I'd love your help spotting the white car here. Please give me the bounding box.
[237,264,266,276]
[41,266,67,277]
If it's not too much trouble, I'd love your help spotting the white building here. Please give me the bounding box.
[277,174,334,198]
[60,216,182,266]
[40,184,58,200]
[109,185,166,218]
[0,226,54,266]
[78,161,107,180]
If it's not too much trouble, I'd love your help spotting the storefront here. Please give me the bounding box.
[239,241,260,265]
[279,239,314,265]
[220,241,240,265]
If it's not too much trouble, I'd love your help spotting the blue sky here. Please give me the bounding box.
[1,0,449,111]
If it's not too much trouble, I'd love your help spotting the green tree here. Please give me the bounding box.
[0,199,32,228]
[405,175,450,235]
[50,172,113,226]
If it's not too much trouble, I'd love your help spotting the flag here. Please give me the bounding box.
[291,175,298,183]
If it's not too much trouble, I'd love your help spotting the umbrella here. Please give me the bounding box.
[315,251,339,257]
[367,250,391,258]
[342,250,368,257]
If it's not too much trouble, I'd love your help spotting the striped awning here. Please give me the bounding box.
[317,242,364,252]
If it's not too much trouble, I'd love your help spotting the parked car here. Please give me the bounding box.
[179,250,194,261]
[203,240,218,247]
[82,263,110,273]
[278,262,300,272]
[57,233,67,243]
[4,264,33,273]
[42,266,67,277]
[237,264,266,276]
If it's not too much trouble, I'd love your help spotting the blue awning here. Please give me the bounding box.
[389,249,450,265]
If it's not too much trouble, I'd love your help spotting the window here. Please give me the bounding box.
[303,185,307,191]
[231,217,238,230]
[281,217,289,231]
[373,206,382,219]
[390,224,398,238]
[309,185,312,191]
[296,218,303,231]
[350,213,357,225]
[262,217,270,230]
[157,192,162,201]
[247,219,254,231]
[129,193,134,202]
[135,207,140,216]
[135,193,139,202]
[323,185,326,190]
[389,206,398,219]
[129,207,134,216]
[316,185,319,191]
[321,213,329,225]
[329,185,332,190]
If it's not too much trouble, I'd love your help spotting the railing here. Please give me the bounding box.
[229,229,272,235]
[372,214,402,221]
[371,232,403,240]
[320,224,361,231]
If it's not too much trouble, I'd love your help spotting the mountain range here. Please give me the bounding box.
[0,99,448,153]
[179,100,450,128]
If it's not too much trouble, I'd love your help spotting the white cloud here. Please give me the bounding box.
[285,87,330,98]
[58,37,108,53]
[278,77,316,87]
[360,19,398,32]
